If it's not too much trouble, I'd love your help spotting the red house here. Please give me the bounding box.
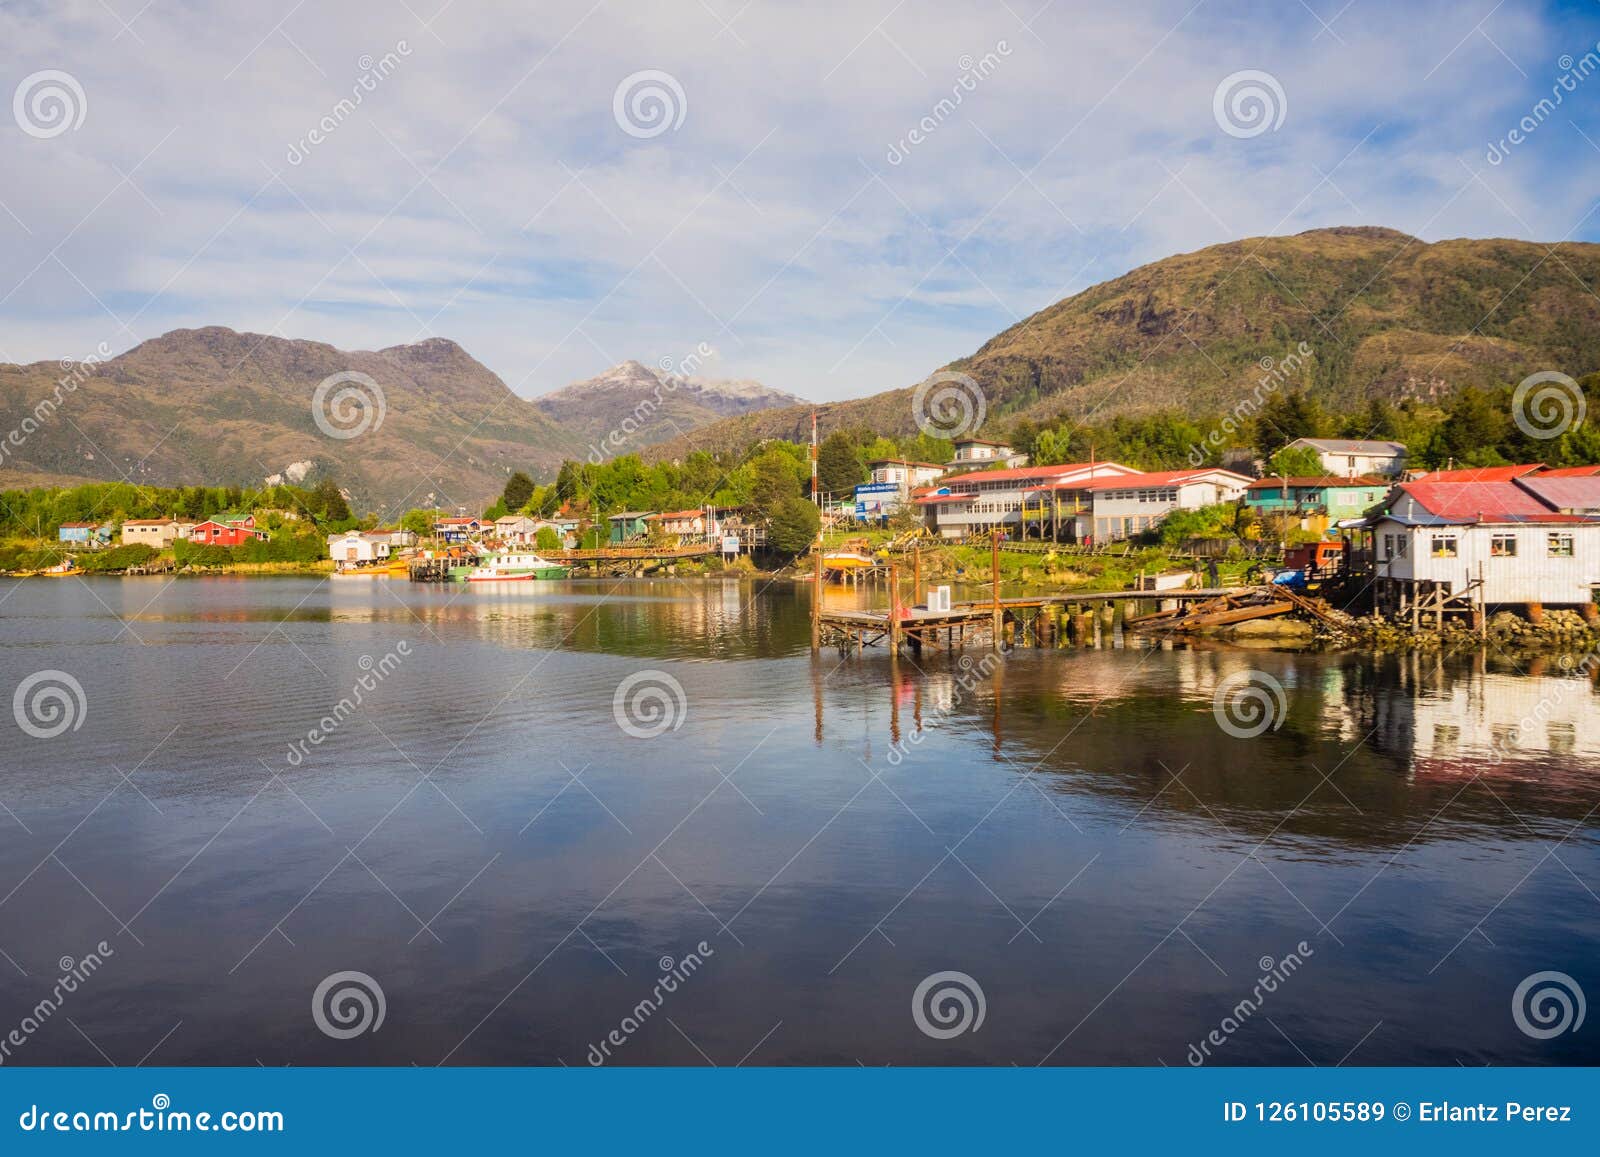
[188,519,266,547]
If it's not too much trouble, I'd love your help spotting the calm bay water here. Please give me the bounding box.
[0,575,1597,1066]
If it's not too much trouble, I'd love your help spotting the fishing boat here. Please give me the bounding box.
[457,549,570,582]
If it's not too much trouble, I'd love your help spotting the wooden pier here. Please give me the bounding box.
[809,531,1262,654]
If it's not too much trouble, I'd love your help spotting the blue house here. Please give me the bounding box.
[57,521,110,546]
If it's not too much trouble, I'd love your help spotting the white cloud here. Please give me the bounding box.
[1,0,1593,401]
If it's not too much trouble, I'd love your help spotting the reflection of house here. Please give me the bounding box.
[944,438,1029,473]
[1365,663,1600,784]
[1368,477,1600,608]
[915,461,1142,539]
[646,509,711,536]
[120,518,182,547]
[1287,438,1407,478]
[1245,476,1391,518]
[608,511,653,544]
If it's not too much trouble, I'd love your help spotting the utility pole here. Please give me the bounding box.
[810,410,820,508]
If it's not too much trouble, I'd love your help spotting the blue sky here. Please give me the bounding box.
[2,0,1599,401]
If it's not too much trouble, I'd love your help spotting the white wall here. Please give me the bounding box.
[1374,518,1599,604]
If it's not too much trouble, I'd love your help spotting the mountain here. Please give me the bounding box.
[0,327,578,513]
[644,227,1600,458]
[533,360,805,456]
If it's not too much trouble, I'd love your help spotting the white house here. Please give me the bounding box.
[494,514,538,543]
[327,530,412,569]
[1366,477,1600,609]
[120,518,181,547]
[855,459,947,518]
[915,461,1143,539]
[1066,468,1254,542]
[1288,437,1407,478]
[944,438,1030,473]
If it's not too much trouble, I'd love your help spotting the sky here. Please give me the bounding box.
[3,0,1600,403]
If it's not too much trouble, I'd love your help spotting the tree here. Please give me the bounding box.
[502,471,535,512]
[535,526,562,551]
[310,478,351,523]
[1265,446,1325,478]
[748,448,802,519]
[1255,390,1326,446]
[400,509,434,536]
[817,431,864,497]
[768,494,821,555]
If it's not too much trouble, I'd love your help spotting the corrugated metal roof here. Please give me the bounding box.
[1081,468,1251,490]
[1410,464,1543,482]
[940,461,1137,486]
[1539,464,1600,477]
[1377,480,1600,526]
[1290,437,1407,454]
[1517,476,1600,512]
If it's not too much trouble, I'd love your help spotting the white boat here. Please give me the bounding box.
[458,550,570,582]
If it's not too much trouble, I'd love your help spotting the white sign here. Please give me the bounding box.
[721,536,740,554]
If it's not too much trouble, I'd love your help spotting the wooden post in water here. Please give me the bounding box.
[912,545,921,604]
[990,529,1003,650]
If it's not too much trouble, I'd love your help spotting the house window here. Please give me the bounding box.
[1490,534,1517,557]
[1430,534,1457,558]
[1548,533,1575,558]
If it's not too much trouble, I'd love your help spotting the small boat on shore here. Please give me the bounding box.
[458,550,570,582]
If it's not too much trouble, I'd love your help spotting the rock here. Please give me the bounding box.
[1217,618,1316,640]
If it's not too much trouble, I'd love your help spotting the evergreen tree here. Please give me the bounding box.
[502,471,535,512]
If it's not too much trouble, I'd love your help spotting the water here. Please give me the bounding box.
[1,576,1596,1066]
